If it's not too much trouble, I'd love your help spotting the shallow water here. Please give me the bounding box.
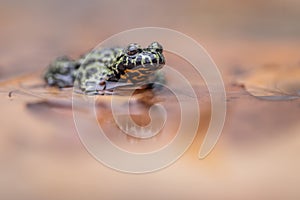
[1,0,300,199]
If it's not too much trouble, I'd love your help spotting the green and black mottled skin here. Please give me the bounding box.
[44,42,165,95]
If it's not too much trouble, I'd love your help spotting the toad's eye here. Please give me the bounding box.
[126,43,141,56]
[148,42,163,53]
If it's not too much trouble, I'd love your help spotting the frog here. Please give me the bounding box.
[44,42,166,95]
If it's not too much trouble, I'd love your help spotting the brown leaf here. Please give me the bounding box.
[237,64,300,100]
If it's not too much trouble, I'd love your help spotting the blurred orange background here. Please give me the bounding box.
[1,0,300,199]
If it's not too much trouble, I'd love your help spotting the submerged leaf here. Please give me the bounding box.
[237,64,300,100]
[0,71,74,106]
[0,72,174,109]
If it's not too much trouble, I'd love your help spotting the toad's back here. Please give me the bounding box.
[44,42,165,95]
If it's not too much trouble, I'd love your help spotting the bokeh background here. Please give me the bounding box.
[1,0,300,78]
[1,0,300,199]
